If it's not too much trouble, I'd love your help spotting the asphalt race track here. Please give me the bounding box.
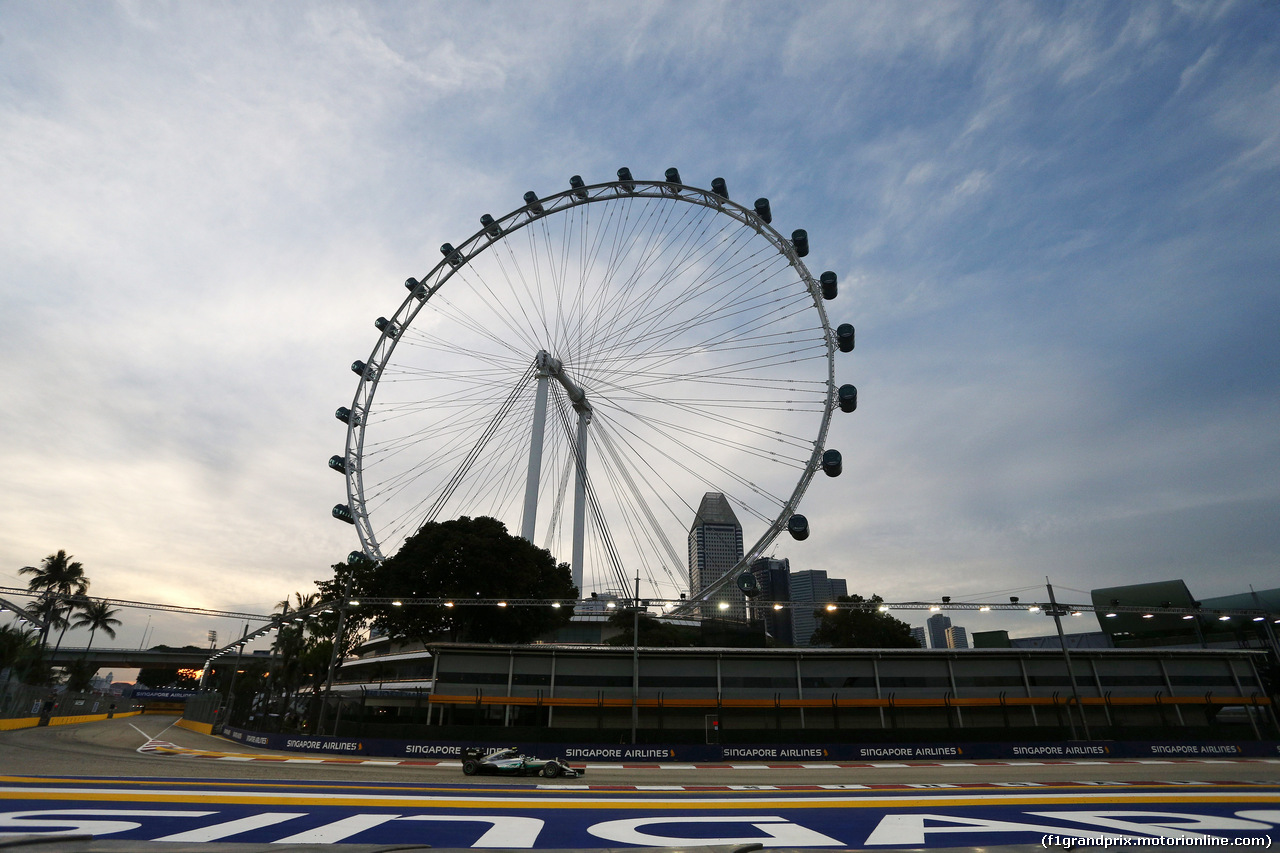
[1,716,1279,849]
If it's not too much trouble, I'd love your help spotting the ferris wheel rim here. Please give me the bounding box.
[341,175,837,595]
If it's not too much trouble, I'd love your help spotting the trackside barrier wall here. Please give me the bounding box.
[216,724,1280,760]
[0,682,140,729]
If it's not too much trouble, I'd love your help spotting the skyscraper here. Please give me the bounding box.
[688,492,745,620]
[926,613,952,650]
[945,626,970,649]
[749,556,793,645]
[909,626,927,649]
[790,569,848,647]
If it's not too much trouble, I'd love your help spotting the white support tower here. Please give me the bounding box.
[519,350,592,594]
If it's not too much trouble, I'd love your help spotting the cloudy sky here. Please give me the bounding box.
[3,1,1278,651]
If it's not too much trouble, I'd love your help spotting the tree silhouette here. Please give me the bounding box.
[323,516,577,644]
[0,624,40,685]
[72,599,122,658]
[21,551,90,654]
[21,550,90,598]
[810,594,920,648]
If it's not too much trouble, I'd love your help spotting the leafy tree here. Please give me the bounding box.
[809,594,920,648]
[1,624,41,684]
[321,516,577,644]
[63,659,98,693]
[268,592,320,715]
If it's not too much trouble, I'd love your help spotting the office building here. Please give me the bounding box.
[688,492,745,620]
[909,626,927,649]
[945,625,969,649]
[790,569,848,647]
[749,556,793,645]
[926,613,952,650]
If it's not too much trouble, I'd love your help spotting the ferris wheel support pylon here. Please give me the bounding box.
[521,350,593,593]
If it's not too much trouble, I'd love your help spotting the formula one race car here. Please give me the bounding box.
[461,746,584,778]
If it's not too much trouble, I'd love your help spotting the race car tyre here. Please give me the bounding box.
[540,763,560,778]
[462,760,479,776]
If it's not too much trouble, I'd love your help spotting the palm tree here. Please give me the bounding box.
[21,550,90,598]
[27,595,70,651]
[49,594,90,668]
[270,592,319,724]
[72,599,122,657]
[20,551,90,650]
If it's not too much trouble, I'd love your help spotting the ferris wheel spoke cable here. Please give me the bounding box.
[593,404,789,524]
[597,201,723,350]
[598,228,770,361]
[594,392,815,464]
[577,200,698,367]
[610,269,807,367]
[593,418,687,586]
[553,396,629,595]
[598,228,781,347]
[419,363,535,528]
[480,242,552,356]
[542,214,577,351]
[587,313,822,370]
[578,210,750,368]
[587,374,818,457]
[599,273,804,376]
[541,403,575,554]
[521,214,555,346]
[428,290,536,364]
[584,367,821,458]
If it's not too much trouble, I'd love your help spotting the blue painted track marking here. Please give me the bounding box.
[0,776,1277,846]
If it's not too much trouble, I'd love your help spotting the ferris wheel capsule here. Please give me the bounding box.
[836,323,855,352]
[753,197,772,224]
[838,384,858,413]
[792,229,809,257]
[820,271,838,300]
[788,514,810,541]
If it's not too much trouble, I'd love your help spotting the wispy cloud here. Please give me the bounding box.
[2,1,1277,649]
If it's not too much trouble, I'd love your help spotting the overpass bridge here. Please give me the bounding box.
[45,647,260,669]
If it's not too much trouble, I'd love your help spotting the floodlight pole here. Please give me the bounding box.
[221,623,248,727]
[318,585,349,736]
[631,572,641,745]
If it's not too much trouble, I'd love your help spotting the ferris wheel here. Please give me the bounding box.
[331,168,857,607]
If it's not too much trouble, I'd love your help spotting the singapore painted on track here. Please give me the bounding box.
[2,716,1279,849]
